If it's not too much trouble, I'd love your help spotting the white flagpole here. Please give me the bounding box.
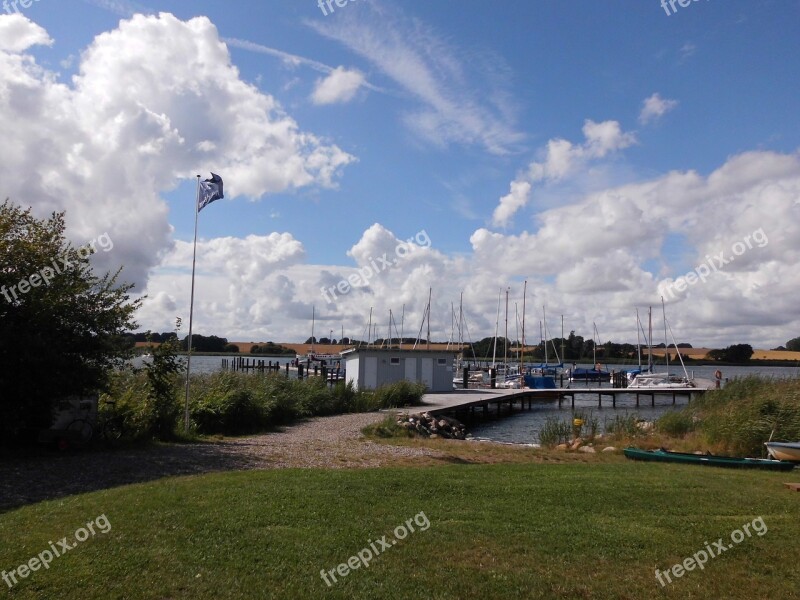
[184,175,201,433]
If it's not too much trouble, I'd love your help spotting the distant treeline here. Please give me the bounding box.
[465,332,693,362]
[303,337,435,347]
[250,342,295,356]
[129,332,288,354]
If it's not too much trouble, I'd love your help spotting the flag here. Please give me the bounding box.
[198,173,224,212]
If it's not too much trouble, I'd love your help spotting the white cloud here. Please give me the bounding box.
[0,14,52,52]
[311,66,365,105]
[492,181,531,228]
[493,119,636,227]
[224,37,386,94]
[136,150,800,347]
[639,93,678,124]
[471,150,800,346]
[307,1,522,154]
[0,13,354,288]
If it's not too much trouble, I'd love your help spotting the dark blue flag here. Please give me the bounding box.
[198,173,224,212]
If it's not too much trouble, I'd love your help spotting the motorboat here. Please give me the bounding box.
[764,442,800,462]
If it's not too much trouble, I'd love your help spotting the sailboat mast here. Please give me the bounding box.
[367,307,373,346]
[636,308,642,371]
[426,287,431,350]
[311,306,315,353]
[492,289,501,367]
[648,307,653,371]
[400,304,405,347]
[543,305,549,367]
[662,296,669,371]
[504,288,509,368]
[520,280,527,375]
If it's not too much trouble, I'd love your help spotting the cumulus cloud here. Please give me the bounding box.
[473,150,800,346]
[133,146,800,347]
[0,14,52,52]
[492,181,531,229]
[491,119,636,227]
[311,66,365,104]
[0,12,354,288]
[639,93,678,124]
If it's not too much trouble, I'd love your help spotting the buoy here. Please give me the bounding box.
[714,370,722,380]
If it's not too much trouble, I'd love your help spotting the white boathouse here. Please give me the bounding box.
[342,348,457,392]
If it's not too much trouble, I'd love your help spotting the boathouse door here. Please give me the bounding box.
[421,358,433,389]
[404,358,417,382]
[365,356,378,389]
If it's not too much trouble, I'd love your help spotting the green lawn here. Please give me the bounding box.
[0,462,797,599]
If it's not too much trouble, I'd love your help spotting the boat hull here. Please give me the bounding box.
[623,447,795,471]
[765,442,800,462]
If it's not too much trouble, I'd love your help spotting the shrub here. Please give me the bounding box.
[657,411,695,437]
[538,416,572,446]
[371,381,426,409]
[604,413,639,438]
[362,415,414,439]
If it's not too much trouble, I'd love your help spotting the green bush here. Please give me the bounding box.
[102,370,432,438]
[672,376,800,455]
[362,415,414,439]
[657,411,695,437]
[371,380,426,409]
[604,413,640,438]
[537,416,572,446]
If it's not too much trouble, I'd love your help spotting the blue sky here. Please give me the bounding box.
[2,0,800,347]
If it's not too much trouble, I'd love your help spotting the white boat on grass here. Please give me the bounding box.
[764,441,800,462]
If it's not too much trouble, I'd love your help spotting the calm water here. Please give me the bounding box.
[131,354,296,375]
[468,364,799,445]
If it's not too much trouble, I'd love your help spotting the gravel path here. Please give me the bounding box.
[0,412,442,512]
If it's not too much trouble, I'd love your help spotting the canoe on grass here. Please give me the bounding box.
[623,447,796,471]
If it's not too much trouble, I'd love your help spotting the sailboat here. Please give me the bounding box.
[628,300,713,389]
[528,307,565,377]
[568,322,611,383]
[298,306,341,364]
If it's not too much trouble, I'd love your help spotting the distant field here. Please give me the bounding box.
[648,348,800,361]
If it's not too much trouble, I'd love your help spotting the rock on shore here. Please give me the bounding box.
[397,412,467,440]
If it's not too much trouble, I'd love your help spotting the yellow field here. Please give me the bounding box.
[648,348,800,361]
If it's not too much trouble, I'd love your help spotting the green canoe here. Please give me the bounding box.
[623,447,795,471]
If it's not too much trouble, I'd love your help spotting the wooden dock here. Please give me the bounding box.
[220,357,346,384]
[419,386,706,422]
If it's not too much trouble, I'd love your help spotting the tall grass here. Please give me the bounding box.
[604,413,640,438]
[101,370,427,438]
[537,416,572,446]
[680,375,800,455]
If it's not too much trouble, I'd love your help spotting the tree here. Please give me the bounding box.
[144,331,184,440]
[0,201,140,440]
[181,334,228,353]
[707,344,754,363]
[786,337,800,352]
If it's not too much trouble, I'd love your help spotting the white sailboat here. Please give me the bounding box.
[298,306,341,363]
[628,300,713,389]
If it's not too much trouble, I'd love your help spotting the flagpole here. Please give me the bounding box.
[184,175,201,433]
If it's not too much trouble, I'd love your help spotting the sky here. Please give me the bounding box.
[2,0,799,349]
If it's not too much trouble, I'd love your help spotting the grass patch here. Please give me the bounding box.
[361,415,416,439]
[0,463,797,599]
